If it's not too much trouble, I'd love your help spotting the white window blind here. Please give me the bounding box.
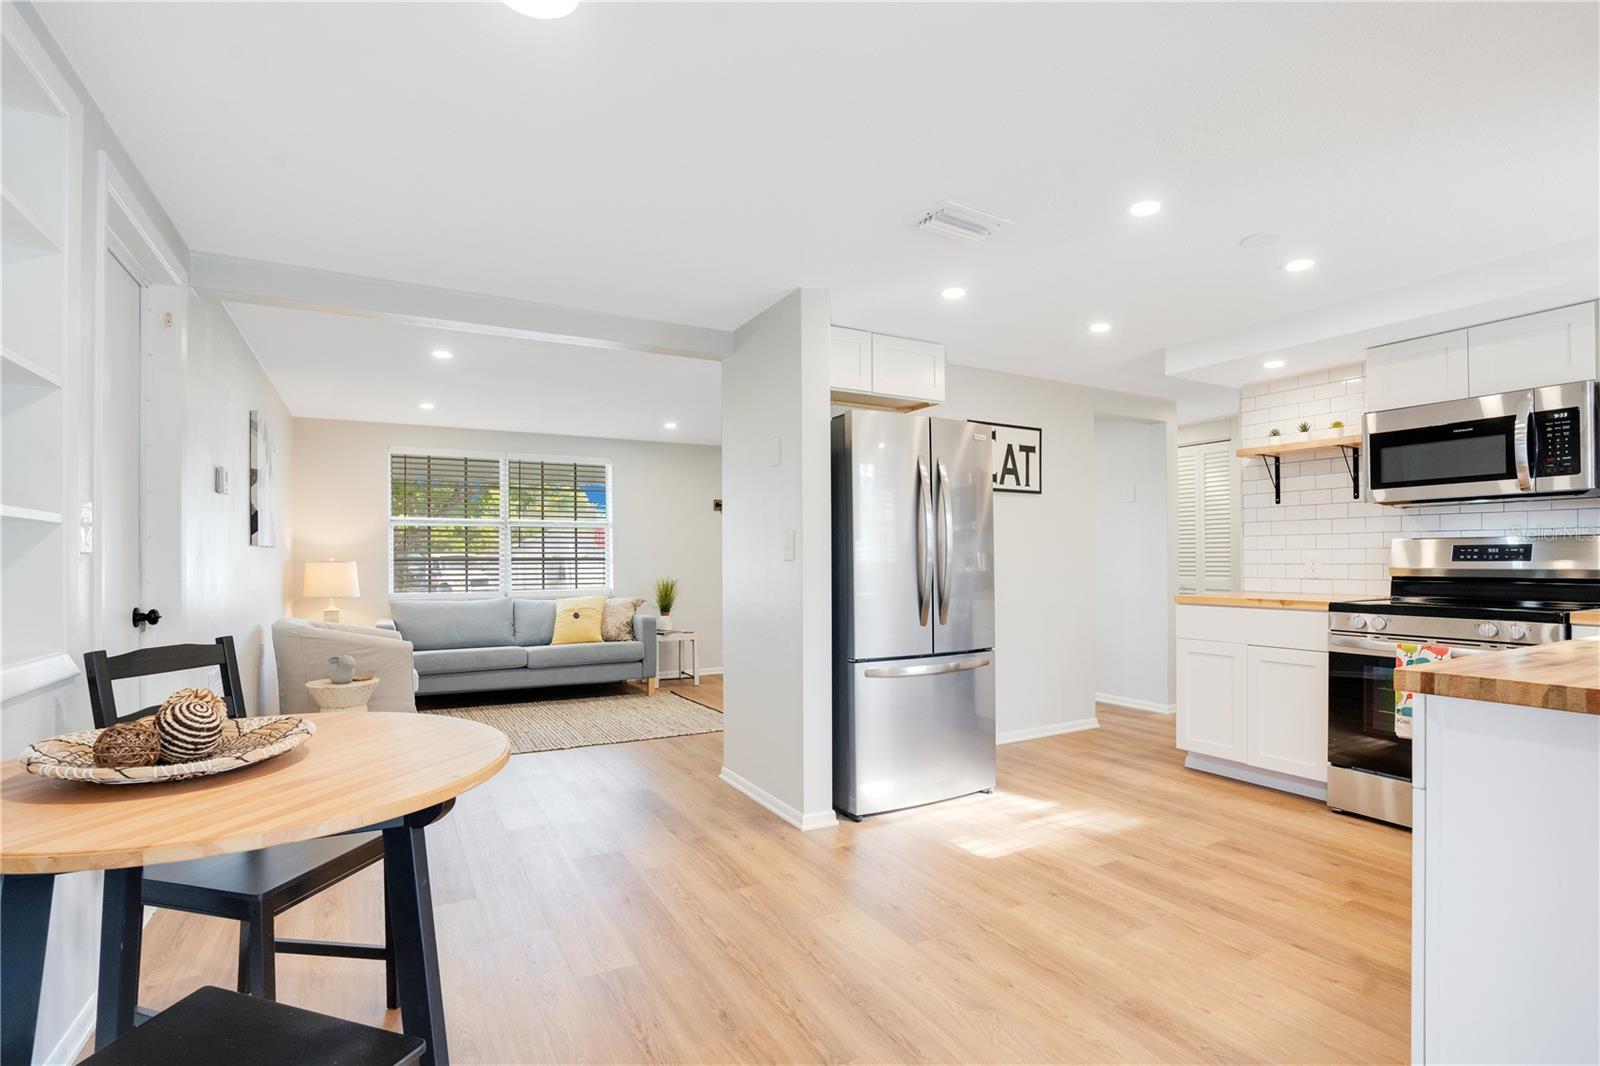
[390,451,612,595]
[1177,440,1235,593]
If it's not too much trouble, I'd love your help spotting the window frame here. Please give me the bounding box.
[387,446,614,600]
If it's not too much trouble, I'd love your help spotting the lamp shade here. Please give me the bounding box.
[302,560,360,599]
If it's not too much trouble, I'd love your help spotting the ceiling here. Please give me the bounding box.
[222,302,722,445]
[43,2,1600,426]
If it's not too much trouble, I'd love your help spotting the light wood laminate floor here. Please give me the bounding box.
[129,705,1408,1064]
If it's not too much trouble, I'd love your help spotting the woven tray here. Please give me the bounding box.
[20,716,316,785]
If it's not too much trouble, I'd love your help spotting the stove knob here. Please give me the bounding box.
[1506,623,1528,640]
[1349,615,1368,629]
[1368,616,1388,631]
[1477,622,1499,638]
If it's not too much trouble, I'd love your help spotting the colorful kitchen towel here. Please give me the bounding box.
[1394,642,1452,738]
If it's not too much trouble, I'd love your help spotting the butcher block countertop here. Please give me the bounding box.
[1394,639,1600,716]
[1573,609,1600,626]
[1173,593,1332,612]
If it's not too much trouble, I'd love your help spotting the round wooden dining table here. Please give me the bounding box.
[1,712,509,1066]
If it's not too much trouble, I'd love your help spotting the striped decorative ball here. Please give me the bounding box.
[154,688,227,764]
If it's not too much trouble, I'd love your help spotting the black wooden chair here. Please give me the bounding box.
[84,637,397,1007]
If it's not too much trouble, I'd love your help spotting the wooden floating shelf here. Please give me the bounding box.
[1,345,62,389]
[1235,433,1362,459]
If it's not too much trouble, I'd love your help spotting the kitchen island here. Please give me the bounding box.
[1396,639,1599,1066]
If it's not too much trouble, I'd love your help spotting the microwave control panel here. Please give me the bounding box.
[1534,407,1581,476]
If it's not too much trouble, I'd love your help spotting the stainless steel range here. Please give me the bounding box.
[1326,535,1600,827]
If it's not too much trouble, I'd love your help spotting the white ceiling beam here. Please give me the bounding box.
[190,252,733,361]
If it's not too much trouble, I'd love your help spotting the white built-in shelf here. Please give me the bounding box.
[0,504,63,524]
[0,653,79,704]
[1,183,62,262]
[2,38,64,118]
[1,345,61,389]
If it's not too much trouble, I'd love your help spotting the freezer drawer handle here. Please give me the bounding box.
[865,656,992,679]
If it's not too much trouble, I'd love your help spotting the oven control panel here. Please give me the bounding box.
[1534,407,1582,477]
[1451,543,1533,562]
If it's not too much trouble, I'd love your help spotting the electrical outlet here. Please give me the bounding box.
[1305,551,1326,578]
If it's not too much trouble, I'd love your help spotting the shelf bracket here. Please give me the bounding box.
[1259,455,1282,505]
[1337,445,1361,500]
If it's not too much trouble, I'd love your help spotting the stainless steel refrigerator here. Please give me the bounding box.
[832,409,997,819]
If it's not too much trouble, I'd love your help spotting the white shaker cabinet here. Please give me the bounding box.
[1366,329,1469,411]
[870,333,945,403]
[828,326,873,393]
[1466,301,1598,396]
[1175,638,1248,762]
[1245,646,1329,782]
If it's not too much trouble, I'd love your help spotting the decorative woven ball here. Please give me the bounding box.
[91,720,161,769]
[154,688,227,764]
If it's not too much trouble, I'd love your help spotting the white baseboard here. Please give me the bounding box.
[699,667,723,676]
[719,766,837,830]
[1095,691,1176,715]
[997,718,1100,745]
[1183,752,1327,801]
[46,991,96,1066]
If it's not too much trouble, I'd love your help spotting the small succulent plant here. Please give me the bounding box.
[1297,421,1311,433]
[1267,428,1282,437]
[1329,419,1346,430]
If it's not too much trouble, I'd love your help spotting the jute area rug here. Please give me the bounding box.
[419,686,723,754]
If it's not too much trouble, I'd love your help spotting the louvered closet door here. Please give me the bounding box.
[1199,446,1234,592]
[1177,441,1236,593]
[1177,450,1199,592]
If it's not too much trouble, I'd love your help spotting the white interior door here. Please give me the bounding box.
[100,248,166,711]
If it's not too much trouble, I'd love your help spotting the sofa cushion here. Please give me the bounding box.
[525,641,645,669]
[389,599,513,651]
[602,597,646,641]
[512,599,558,646]
[551,596,605,645]
[413,646,530,676]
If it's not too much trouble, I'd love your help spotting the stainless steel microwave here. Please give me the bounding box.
[1365,380,1598,505]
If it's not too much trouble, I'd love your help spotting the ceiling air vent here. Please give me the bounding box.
[917,201,1013,243]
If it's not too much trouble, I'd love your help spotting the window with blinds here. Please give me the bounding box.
[390,451,612,595]
[1177,440,1235,593]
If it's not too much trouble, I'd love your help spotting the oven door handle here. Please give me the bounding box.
[1329,633,1512,658]
[1513,393,1535,491]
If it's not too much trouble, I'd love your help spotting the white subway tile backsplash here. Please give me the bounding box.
[1233,366,1535,597]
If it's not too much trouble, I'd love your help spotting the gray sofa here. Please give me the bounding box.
[382,598,657,698]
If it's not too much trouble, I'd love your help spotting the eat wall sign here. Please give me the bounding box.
[972,421,1042,494]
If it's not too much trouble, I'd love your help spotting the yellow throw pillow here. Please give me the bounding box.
[551,595,605,645]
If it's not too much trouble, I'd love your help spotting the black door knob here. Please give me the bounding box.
[132,607,162,629]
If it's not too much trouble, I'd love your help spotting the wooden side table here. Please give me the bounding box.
[305,676,380,712]
[657,630,700,685]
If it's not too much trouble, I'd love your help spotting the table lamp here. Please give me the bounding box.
[303,560,360,622]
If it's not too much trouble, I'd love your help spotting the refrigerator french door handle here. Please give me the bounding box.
[936,460,952,624]
[1513,394,1534,491]
[916,459,932,626]
[864,656,992,678]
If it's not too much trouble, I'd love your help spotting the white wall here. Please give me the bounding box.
[1238,363,1600,595]
[935,365,1178,740]
[183,296,295,714]
[1093,415,1171,712]
[719,288,835,829]
[288,418,724,669]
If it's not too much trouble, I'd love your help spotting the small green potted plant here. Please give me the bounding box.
[654,577,679,631]
[1267,427,1282,438]
[1321,418,1346,441]
[1296,421,1312,435]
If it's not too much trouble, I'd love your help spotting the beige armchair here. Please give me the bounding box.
[271,618,418,714]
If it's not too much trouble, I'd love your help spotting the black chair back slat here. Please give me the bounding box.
[83,637,248,729]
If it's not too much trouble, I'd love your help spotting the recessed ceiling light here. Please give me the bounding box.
[431,349,453,360]
[663,421,678,430]
[1283,258,1316,273]
[419,402,435,410]
[503,0,579,18]
[941,287,966,301]
[1088,322,1112,334]
[1128,200,1162,218]
[1262,360,1286,369]
[1239,232,1282,248]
